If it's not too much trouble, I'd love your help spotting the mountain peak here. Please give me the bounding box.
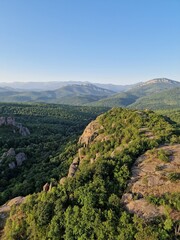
[142,78,179,86]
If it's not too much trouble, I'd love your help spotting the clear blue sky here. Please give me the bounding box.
[0,0,180,84]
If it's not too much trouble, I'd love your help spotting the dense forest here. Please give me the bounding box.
[1,106,179,240]
[0,103,107,205]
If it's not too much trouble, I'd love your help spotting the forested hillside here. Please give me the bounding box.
[0,103,107,205]
[129,88,180,110]
[2,108,180,240]
[89,78,180,108]
[0,84,115,105]
[0,79,180,109]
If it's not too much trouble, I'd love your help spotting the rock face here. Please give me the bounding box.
[122,144,180,220]
[60,119,102,183]
[0,196,25,235]
[0,116,30,136]
[78,120,101,146]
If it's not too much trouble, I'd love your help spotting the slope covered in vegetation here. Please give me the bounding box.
[0,103,107,205]
[0,84,115,105]
[2,108,180,240]
[89,78,180,108]
[129,88,180,110]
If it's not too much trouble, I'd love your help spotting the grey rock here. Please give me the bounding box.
[15,152,27,166]
[19,126,30,136]
[7,148,16,157]
[0,117,6,126]
[0,116,30,136]
[8,162,16,169]
[68,163,78,177]
[6,117,15,126]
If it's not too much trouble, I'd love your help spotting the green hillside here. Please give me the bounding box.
[0,84,115,105]
[0,103,107,205]
[0,79,180,109]
[87,92,138,107]
[89,78,180,108]
[127,78,180,97]
[129,88,180,110]
[2,108,180,240]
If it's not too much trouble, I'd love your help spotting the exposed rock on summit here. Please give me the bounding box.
[122,144,180,220]
[78,119,101,146]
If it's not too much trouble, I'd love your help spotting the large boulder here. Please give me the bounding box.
[0,117,6,126]
[15,152,27,166]
[20,127,30,136]
[6,117,15,126]
[68,163,78,177]
[6,148,16,157]
[8,162,16,169]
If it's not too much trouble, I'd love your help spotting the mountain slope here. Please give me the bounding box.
[129,87,180,110]
[89,78,180,108]
[87,92,138,107]
[127,78,180,97]
[0,84,115,105]
[2,108,180,240]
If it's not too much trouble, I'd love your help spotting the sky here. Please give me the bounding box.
[0,0,180,84]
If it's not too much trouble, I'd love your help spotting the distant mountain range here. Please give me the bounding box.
[0,81,136,92]
[0,78,180,109]
[0,83,115,105]
[90,78,180,108]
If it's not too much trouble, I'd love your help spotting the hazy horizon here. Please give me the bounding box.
[0,77,180,85]
[0,0,180,84]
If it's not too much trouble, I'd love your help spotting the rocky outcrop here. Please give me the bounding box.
[60,119,102,183]
[0,116,30,136]
[0,117,15,126]
[0,196,25,235]
[1,148,27,169]
[15,152,27,166]
[8,162,16,169]
[6,148,16,157]
[122,144,180,220]
[43,183,50,192]
[43,183,52,192]
[68,161,79,177]
[78,120,101,146]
